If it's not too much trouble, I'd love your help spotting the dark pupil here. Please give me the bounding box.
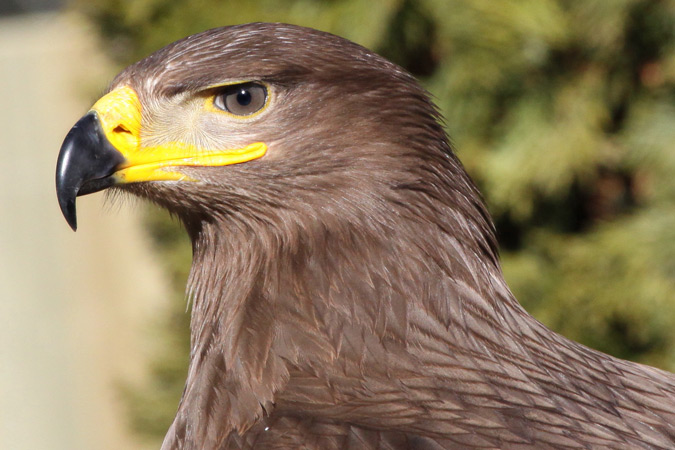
[236,89,252,106]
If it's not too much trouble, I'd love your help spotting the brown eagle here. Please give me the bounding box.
[56,23,675,449]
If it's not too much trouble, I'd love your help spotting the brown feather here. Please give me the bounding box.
[105,23,675,449]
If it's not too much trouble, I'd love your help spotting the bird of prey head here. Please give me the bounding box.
[56,23,675,449]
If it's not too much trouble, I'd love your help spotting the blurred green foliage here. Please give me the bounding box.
[73,0,675,443]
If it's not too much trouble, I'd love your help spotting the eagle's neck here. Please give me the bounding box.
[165,212,675,449]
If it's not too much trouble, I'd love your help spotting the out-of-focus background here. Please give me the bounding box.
[1,2,171,449]
[2,0,674,448]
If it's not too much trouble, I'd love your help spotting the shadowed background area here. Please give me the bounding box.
[2,0,674,448]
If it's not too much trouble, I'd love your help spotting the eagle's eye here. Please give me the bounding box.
[213,83,267,116]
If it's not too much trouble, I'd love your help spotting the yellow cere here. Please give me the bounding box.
[90,86,268,184]
[91,86,142,155]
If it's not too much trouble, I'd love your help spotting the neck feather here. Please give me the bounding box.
[164,201,675,449]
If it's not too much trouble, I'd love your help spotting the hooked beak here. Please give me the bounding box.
[55,85,267,231]
[55,111,125,231]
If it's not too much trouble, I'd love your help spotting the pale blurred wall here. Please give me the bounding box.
[0,11,169,450]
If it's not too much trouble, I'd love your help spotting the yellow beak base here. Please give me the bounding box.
[91,86,267,184]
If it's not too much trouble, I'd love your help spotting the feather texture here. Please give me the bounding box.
[103,23,675,449]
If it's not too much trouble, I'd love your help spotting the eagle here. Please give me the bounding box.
[56,23,675,449]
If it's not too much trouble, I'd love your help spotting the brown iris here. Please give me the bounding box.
[213,82,267,116]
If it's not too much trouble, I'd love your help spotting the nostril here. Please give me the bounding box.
[113,124,131,134]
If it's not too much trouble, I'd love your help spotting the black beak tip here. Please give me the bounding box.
[55,123,82,232]
[55,139,79,232]
[55,111,125,232]
[58,192,78,231]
